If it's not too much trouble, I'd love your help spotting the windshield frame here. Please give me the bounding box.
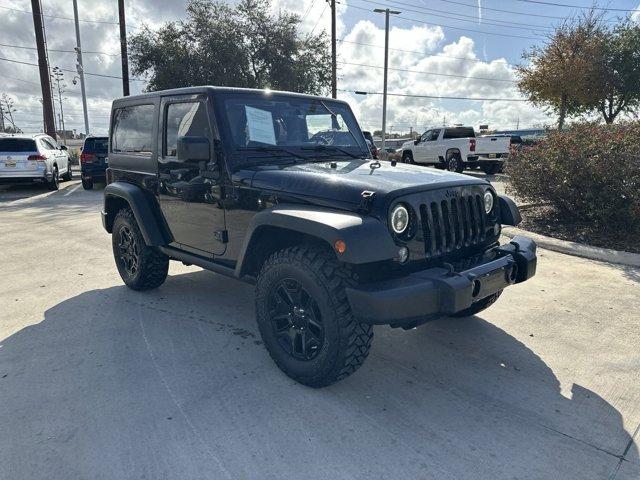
[212,92,370,169]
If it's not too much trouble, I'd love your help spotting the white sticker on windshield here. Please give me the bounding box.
[245,106,276,145]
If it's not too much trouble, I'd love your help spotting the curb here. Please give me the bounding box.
[502,226,640,268]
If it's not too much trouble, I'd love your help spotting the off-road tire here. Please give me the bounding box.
[446,152,464,173]
[452,290,503,317]
[82,178,94,190]
[255,245,373,388]
[112,208,169,291]
[402,151,414,164]
[482,164,500,175]
[47,166,59,191]
[62,165,73,181]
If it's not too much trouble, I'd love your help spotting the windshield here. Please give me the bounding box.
[217,93,368,166]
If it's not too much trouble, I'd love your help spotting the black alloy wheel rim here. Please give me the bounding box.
[53,169,59,187]
[267,278,324,361]
[448,158,458,171]
[118,225,139,277]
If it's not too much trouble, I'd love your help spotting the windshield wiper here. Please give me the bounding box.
[301,144,361,159]
[238,145,308,161]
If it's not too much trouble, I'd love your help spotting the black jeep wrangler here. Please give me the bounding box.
[102,87,536,387]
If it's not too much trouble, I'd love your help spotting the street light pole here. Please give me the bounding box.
[72,0,90,136]
[373,8,400,160]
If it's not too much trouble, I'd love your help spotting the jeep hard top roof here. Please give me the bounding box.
[111,86,347,107]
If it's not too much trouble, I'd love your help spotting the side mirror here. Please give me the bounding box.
[177,136,210,163]
[60,145,68,151]
[414,139,420,145]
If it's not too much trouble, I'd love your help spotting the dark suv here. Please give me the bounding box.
[101,87,537,387]
[80,136,109,190]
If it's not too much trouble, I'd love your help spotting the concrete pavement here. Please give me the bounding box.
[0,180,638,480]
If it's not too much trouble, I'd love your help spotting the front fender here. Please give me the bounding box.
[236,206,398,274]
[103,182,170,246]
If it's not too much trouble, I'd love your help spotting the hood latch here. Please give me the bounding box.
[358,190,376,214]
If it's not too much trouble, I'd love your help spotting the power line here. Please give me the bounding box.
[0,42,119,57]
[338,39,490,63]
[342,3,540,40]
[0,4,119,25]
[338,61,517,83]
[0,56,145,81]
[433,0,617,21]
[339,89,528,101]
[310,3,329,34]
[513,0,638,12]
[351,0,554,31]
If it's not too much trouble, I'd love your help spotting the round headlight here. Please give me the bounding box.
[484,191,494,214]
[390,204,409,234]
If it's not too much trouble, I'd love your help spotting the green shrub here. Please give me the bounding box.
[506,122,640,232]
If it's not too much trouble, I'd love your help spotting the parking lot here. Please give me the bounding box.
[0,178,638,480]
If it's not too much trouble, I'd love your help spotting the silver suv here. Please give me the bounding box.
[0,134,72,190]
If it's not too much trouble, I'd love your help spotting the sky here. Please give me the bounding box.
[1,0,640,136]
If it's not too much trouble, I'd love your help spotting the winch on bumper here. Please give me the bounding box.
[346,235,537,327]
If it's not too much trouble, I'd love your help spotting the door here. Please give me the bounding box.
[422,129,441,163]
[413,131,431,163]
[157,95,226,257]
[42,137,68,173]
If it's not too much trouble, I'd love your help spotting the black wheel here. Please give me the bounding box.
[452,291,503,317]
[112,208,169,291]
[47,166,59,190]
[82,178,94,190]
[446,153,464,173]
[402,152,414,164]
[62,165,73,181]
[256,245,373,388]
[482,164,500,175]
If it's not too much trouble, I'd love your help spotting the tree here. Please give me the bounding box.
[591,20,640,124]
[1,93,19,133]
[129,0,331,95]
[517,12,605,130]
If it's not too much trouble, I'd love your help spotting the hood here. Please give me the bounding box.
[247,159,488,206]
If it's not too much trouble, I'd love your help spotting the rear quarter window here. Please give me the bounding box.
[0,138,37,152]
[111,104,155,154]
[443,128,475,139]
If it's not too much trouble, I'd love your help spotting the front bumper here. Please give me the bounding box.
[346,235,537,327]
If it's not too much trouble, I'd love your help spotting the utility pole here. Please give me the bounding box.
[118,0,130,96]
[72,0,90,136]
[330,0,337,98]
[0,102,5,133]
[31,0,56,137]
[51,67,67,145]
[373,8,400,160]
[516,116,520,130]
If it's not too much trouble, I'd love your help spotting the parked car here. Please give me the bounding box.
[0,134,71,190]
[102,86,536,387]
[362,130,378,158]
[80,136,109,190]
[401,126,510,174]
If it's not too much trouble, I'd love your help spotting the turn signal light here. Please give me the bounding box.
[469,139,476,152]
[334,240,347,254]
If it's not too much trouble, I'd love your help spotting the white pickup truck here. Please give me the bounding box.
[400,126,510,174]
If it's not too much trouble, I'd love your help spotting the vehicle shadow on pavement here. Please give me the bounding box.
[1,269,637,480]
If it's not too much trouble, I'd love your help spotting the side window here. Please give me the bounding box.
[164,102,211,157]
[420,131,431,142]
[40,138,57,150]
[428,130,440,141]
[112,104,155,155]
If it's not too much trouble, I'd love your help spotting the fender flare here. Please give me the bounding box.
[235,205,399,276]
[103,181,170,246]
[498,195,522,226]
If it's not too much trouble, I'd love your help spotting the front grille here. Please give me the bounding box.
[419,193,487,258]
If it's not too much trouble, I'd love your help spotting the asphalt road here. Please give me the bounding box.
[1,178,639,480]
